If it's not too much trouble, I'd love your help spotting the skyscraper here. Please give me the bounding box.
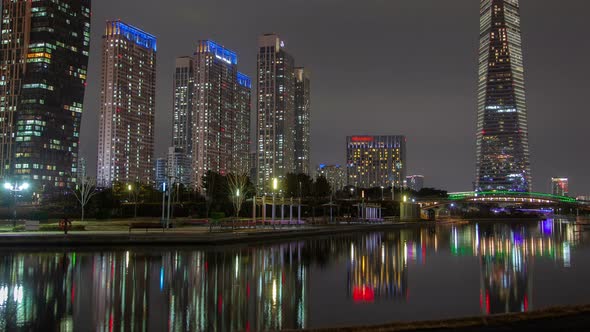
[187,40,251,189]
[346,136,406,189]
[97,21,156,188]
[154,158,167,191]
[317,164,346,192]
[256,34,295,194]
[167,146,191,188]
[294,68,311,176]
[475,0,531,192]
[0,0,91,191]
[171,56,194,187]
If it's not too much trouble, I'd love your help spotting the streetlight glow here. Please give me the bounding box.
[3,183,11,190]
[128,184,132,191]
[20,183,29,190]
[236,189,240,197]
[403,195,408,203]
[273,178,278,191]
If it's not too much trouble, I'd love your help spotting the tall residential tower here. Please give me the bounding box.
[173,41,251,190]
[294,68,311,176]
[256,34,295,194]
[97,21,156,187]
[0,0,91,191]
[475,0,531,192]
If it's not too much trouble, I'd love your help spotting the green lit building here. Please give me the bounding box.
[0,0,91,192]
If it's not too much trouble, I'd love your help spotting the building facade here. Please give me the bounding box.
[0,0,91,191]
[406,175,424,192]
[154,158,167,191]
[97,21,156,188]
[171,56,194,187]
[551,178,569,197]
[187,40,251,190]
[167,146,191,188]
[294,68,311,176]
[346,136,406,189]
[256,34,296,194]
[317,164,346,192]
[475,0,532,192]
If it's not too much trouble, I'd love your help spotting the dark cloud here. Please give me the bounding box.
[81,0,590,195]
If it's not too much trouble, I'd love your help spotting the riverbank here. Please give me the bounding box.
[0,222,437,248]
[293,305,590,332]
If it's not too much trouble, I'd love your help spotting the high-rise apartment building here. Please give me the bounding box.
[475,0,532,192]
[0,0,91,191]
[184,40,251,190]
[97,21,156,188]
[406,175,425,192]
[171,56,194,187]
[294,68,311,176]
[256,34,296,194]
[346,136,406,189]
[551,178,569,197]
[317,164,346,192]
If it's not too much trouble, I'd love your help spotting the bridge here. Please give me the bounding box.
[417,191,588,219]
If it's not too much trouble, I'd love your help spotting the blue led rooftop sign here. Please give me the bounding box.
[237,72,251,89]
[204,40,237,65]
[109,21,157,52]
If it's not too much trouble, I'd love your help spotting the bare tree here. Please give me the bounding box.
[227,173,249,225]
[72,177,98,222]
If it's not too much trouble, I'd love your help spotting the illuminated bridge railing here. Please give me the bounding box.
[448,191,578,204]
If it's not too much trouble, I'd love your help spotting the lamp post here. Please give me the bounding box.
[380,186,384,201]
[161,182,167,225]
[128,184,138,219]
[272,177,278,228]
[4,182,29,227]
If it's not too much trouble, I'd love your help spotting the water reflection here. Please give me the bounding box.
[0,218,588,331]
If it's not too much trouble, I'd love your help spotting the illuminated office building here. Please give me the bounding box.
[154,157,167,191]
[0,0,91,191]
[317,164,346,192]
[551,177,569,197]
[189,40,251,190]
[256,34,296,194]
[97,21,156,188]
[170,56,193,187]
[294,68,311,176]
[475,0,532,192]
[346,135,406,189]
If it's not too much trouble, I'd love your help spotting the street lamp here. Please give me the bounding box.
[380,186,384,201]
[272,178,278,227]
[4,181,29,227]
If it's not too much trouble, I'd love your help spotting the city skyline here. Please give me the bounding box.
[78,0,590,195]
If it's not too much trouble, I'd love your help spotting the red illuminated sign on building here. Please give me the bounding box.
[351,136,374,143]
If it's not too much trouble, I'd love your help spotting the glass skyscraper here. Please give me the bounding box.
[294,68,311,176]
[476,0,531,192]
[0,0,91,192]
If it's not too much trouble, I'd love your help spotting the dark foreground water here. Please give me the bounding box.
[1,219,589,331]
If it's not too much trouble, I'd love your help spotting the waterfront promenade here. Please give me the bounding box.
[0,221,433,247]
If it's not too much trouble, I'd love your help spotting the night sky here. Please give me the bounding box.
[80,0,590,195]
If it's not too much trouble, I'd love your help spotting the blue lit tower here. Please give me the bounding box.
[476,0,532,192]
[0,0,91,192]
[97,21,157,187]
[187,40,251,190]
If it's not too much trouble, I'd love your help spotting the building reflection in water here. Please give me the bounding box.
[0,218,584,330]
[347,233,408,303]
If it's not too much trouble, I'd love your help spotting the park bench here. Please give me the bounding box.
[128,222,165,233]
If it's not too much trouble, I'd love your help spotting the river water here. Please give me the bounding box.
[1,219,589,331]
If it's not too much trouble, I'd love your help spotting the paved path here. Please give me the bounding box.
[0,222,425,247]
